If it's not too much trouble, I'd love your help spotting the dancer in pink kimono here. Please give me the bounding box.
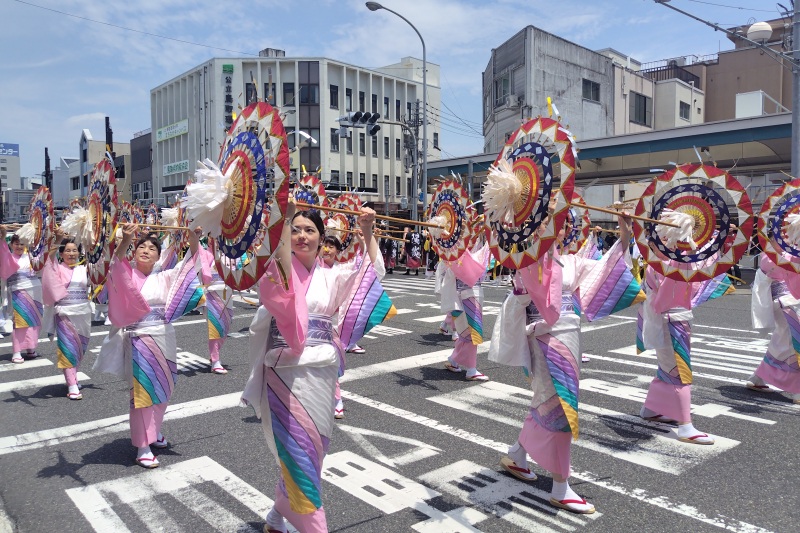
[42,233,91,400]
[102,224,202,468]
[0,226,43,364]
[442,240,491,381]
[241,198,379,533]
[491,211,639,514]
[195,228,233,375]
[747,252,800,403]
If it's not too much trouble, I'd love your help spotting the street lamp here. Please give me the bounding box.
[366,1,427,221]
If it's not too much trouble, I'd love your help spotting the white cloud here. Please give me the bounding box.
[64,112,108,127]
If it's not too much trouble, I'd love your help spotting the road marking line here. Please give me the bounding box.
[609,346,755,375]
[0,372,90,394]
[341,390,773,533]
[0,359,52,372]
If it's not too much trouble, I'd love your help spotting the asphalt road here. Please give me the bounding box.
[0,272,796,533]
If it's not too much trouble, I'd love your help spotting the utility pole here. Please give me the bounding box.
[403,100,422,221]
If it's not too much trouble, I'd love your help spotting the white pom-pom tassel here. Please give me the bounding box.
[325,217,344,239]
[181,158,235,237]
[656,209,697,250]
[483,158,521,225]
[160,207,179,228]
[785,213,800,246]
[15,223,35,247]
[427,215,449,238]
[61,207,95,249]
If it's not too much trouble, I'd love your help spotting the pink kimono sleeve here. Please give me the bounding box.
[258,259,307,353]
[448,244,490,288]
[197,247,215,285]
[761,253,800,299]
[41,259,70,306]
[646,267,693,314]
[107,258,151,327]
[516,254,563,326]
[0,243,20,280]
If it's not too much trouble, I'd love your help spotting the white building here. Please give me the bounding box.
[0,143,21,191]
[150,50,441,213]
[51,156,78,207]
[76,129,130,203]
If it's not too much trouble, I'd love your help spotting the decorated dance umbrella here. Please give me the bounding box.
[295,173,327,217]
[85,158,118,286]
[756,177,800,275]
[14,186,55,272]
[633,163,753,282]
[145,203,159,226]
[562,194,591,254]
[183,101,290,290]
[483,116,576,269]
[326,193,363,262]
[427,178,474,262]
[118,201,145,261]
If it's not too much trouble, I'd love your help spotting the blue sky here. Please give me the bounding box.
[0,0,782,178]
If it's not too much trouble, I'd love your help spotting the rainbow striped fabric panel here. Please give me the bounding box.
[12,289,42,329]
[164,254,206,322]
[655,318,693,386]
[206,290,232,341]
[131,333,177,408]
[339,265,396,351]
[533,333,580,440]
[55,314,90,369]
[579,241,645,322]
[691,273,735,308]
[451,295,483,345]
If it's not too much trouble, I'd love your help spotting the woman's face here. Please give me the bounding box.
[291,216,321,259]
[135,240,160,269]
[319,241,337,266]
[62,243,79,266]
[10,240,24,255]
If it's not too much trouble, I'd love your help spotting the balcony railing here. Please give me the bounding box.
[640,63,701,90]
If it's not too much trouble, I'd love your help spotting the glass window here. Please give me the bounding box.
[384,97,389,118]
[383,137,390,159]
[384,175,390,196]
[346,88,352,112]
[371,173,378,189]
[330,170,340,184]
[330,128,339,152]
[299,84,319,104]
[371,94,378,113]
[395,138,401,160]
[433,132,439,149]
[395,99,401,120]
[629,91,652,127]
[245,82,258,105]
[407,178,412,198]
[283,83,295,106]
[396,175,401,195]
[582,79,600,102]
[264,83,276,105]
[329,84,339,109]
[679,101,690,120]
[359,173,366,188]
[346,134,353,154]
[371,135,378,158]
[407,102,412,118]
[346,171,353,187]
[359,91,365,112]
[494,74,510,107]
[359,133,366,156]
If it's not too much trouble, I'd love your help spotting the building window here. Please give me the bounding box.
[82,175,88,188]
[359,173,366,188]
[383,97,389,118]
[395,138,401,160]
[245,83,258,105]
[0,159,5,163]
[396,175,401,195]
[359,133,366,156]
[283,83,295,106]
[346,134,353,154]
[359,91,365,112]
[345,88,352,112]
[329,85,339,109]
[371,94,378,113]
[330,170,340,185]
[0,166,5,171]
[330,128,339,152]
[383,137,390,159]
[407,102,412,118]
[264,83,276,105]
[299,84,319,104]
[395,99,401,120]
[407,178,412,198]
[384,175,390,196]
[679,101,690,120]
[494,74,510,107]
[582,79,600,102]
[371,173,378,189]
[346,171,353,187]
[629,91,652,127]
[71,177,79,190]
[433,132,439,150]
[371,135,378,158]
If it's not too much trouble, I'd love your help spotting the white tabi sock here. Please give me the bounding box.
[137,446,153,459]
[508,441,528,469]
[68,384,80,395]
[265,508,287,532]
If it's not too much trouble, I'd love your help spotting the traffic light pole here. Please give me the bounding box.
[380,119,418,219]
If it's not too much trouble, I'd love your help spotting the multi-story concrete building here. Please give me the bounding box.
[130,129,153,206]
[0,143,21,191]
[51,156,78,207]
[76,129,130,203]
[150,50,441,213]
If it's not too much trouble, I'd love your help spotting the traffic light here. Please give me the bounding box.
[365,112,381,136]
[336,111,364,126]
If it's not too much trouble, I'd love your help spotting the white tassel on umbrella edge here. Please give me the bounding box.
[785,213,800,247]
[160,207,179,228]
[15,223,35,248]
[181,158,235,238]
[656,209,698,250]
[427,215,448,238]
[483,158,522,225]
[60,207,95,249]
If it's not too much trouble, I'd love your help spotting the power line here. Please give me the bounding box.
[685,0,779,13]
[425,112,484,138]
[12,0,259,56]
[424,105,484,135]
[427,102,483,127]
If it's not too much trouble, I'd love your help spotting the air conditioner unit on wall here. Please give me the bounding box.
[507,94,520,108]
